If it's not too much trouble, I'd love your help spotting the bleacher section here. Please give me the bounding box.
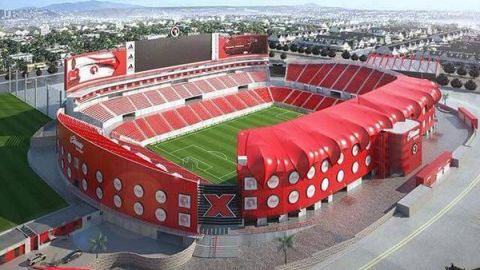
[286,63,397,95]
[111,87,340,144]
[79,71,268,124]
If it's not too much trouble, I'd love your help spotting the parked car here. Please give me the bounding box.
[60,250,82,264]
[27,253,46,266]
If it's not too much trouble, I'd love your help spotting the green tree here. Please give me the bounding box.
[442,92,449,105]
[277,234,295,265]
[359,54,368,62]
[280,52,287,60]
[90,233,108,259]
[351,53,359,61]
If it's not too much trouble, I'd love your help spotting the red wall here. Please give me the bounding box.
[0,245,25,265]
[238,135,378,219]
[57,115,199,235]
[458,107,478,130]
[238,108,434,220]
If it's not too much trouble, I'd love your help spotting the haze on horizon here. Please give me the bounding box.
[1,0,479,12]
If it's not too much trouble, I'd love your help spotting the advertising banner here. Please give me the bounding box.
[217,34,268,59]
[64,48,126,91]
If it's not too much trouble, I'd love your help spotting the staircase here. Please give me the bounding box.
[194,234,241,258]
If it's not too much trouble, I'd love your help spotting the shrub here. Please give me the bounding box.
[341,50,351,59]
[351,53,359,61]
[283,44,289,51]
[289,44,298,52]
[457,66,467,76]
[464,80,477,91]
[328,50,336,58]
[47,65,58,74]
[469,67,479,78]
[359,54,368,62]
[269,51,275,58]
[280,52,287,60]
[450,78,463,88]
[436,74,449,86]
[443,62,455,74]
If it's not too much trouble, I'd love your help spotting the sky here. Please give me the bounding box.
[0,0,479,11]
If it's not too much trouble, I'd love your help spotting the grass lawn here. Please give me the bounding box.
[149,106,303,184]
[0,93,66,232]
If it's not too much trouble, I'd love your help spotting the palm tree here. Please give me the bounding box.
[277,233,295,265]
[89,233,108,259]
[442,92,449,105]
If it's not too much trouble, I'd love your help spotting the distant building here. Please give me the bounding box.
[39,24,50,36]
[10,53,34,63]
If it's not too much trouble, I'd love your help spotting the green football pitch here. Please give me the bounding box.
[0,94,66,232]
[149,106,303,185]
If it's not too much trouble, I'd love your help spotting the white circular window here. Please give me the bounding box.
[155,190,167,204]
[81,178,88,191]
[307,166,316,179]
[365,155,372,166]
[366,141,371,150]
[155,208,167,222]
[352,144,360,157]
[96,187,103,199]
[321,159,329,173]
[267,195,280,208]
[337,170,345,183]
[267,175,280,189]
[288,171,300,185]
[67,153,72,164]
[321,178,329,191]
[113,178,122,191]
[288,191,300,204]
[337,153,344,165]
[67,167,72,179]
[352,162,359,174]
[96,170,103,183]
[134,185,144,198]
[81,163,88,175]
[306,184,315,198]
[134,202,144,216]
[113,195,122,208]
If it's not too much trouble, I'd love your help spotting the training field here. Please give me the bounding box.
[0,94,66,232]
[149,106,303,184]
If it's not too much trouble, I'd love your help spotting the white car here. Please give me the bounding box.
[27,253,46,266]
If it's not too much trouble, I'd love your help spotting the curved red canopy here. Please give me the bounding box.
[238,69,441,184]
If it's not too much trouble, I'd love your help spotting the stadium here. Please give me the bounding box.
[56,33,443,238]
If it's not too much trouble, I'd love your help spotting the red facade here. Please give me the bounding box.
[237,67,441,220]
[57,113,200,235]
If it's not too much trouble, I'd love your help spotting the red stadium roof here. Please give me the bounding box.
[238,73,441,184]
